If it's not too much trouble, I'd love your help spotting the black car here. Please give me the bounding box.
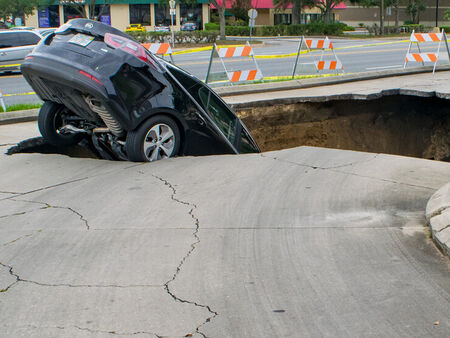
[21,19,259,162]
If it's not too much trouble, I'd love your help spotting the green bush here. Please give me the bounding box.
[126,31,148,43]
[205,22,220,31]
[225,26,250,36]
[440,26,450,33]
[402,24,425,32]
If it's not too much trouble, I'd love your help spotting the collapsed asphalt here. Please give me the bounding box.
[1,121,449,336]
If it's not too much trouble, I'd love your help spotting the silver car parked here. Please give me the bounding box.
[0,30,42,73]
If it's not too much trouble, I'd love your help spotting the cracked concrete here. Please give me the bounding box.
[152,174,218,337]
[1,118,450,336]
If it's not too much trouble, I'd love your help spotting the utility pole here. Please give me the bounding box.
[381,0,384,34]
[436,0,439,27]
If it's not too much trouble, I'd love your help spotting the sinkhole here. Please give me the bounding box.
[6,95,449,162]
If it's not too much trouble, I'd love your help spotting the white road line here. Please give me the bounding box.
[366,65,402,70]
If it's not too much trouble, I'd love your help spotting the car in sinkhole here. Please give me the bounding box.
[21,19,260,162]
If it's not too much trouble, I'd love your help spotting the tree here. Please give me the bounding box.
[405,0,426,24]
[273,0,315,25]
[230,0,252,23]
[0,0,38,21]
[314,0,344,23]
[445,8,450,21]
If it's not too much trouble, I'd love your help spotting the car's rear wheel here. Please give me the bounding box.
[126,115,181,162]
[38,102,82,146]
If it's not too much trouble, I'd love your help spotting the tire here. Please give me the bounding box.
[126,115,181,162]
[38,102,82,147]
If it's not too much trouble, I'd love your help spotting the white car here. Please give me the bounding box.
[0,30,42,73]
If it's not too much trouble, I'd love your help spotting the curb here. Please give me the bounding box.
[0,108,39,125]
[215,65,450,97]
[1,66,449,126]
[426,183,450,258]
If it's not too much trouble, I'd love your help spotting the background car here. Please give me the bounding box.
[34,28,58,37]
[0,30,41,73]
[154,25,170,32]
[181,22,197,31]
[21,19,259,162]
[125,24,146,33]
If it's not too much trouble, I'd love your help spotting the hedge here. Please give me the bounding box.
[226,22,348,36]
[126,30,219,43]
[440,26,450,33]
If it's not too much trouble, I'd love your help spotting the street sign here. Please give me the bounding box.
[170,8,176,15]
[249,18,255,28]
[169,0,175,9]
[248,9,258,20]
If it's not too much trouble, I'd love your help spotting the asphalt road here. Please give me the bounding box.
[1,37,448,106]
[0,122,449,336]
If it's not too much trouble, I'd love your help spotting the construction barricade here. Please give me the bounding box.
[205,42,263,85]
[403,30,449,74]
[291,36,343,77]
[142,43,175,63]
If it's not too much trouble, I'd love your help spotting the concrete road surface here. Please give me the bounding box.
[0,122,449,337]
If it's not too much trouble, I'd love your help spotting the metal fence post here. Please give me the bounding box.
[205,44,216,84]
[292,36,304,79]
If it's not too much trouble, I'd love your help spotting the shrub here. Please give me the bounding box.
[204,31,219,43]
[402,23,425,32]
[126,31,147,43]
[439,26,450,33]
[225,26,250,36]
[205,22,220,31]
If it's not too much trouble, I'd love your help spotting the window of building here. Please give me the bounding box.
[94,5,111,25]
[38,5,60,28]
[129,4,151,25]
[274,14,291,25]
[63,5,84,23]
[180,4,203,29]
[155,4,170,26]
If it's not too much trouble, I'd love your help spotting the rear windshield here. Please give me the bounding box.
[0,32,40,49]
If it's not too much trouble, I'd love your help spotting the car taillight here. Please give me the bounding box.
[79,70,103,85]
[104,33,156,68]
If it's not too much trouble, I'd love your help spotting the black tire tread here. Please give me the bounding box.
[38,102,81,147]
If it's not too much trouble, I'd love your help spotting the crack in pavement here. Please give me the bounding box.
[261,153,437,191]
[6,198,90,230]
[0,177,91,202]
[2,231,42,246]
[152,174,218,338]
[0,262,163,289]
[0,324,162,337]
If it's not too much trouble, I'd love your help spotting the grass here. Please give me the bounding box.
[175,39,263,48]
[0,103,42,113]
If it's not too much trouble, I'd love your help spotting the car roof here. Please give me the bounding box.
[0,30,41,36]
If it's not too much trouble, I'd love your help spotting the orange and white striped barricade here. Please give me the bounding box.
[205,42,263,85]
[142,43,174,63]
[403,30,450,74]
[292,36,343,77]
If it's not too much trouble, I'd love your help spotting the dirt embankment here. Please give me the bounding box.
[238,95,449,161]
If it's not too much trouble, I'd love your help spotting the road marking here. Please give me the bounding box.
[3,92,36,97]
[366,65,403,70]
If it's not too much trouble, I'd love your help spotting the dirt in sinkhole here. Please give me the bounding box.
[238,95,449,161]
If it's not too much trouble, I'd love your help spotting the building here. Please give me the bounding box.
[24,0,450,31]
[25,0,211,31]
[339,0,449,27]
